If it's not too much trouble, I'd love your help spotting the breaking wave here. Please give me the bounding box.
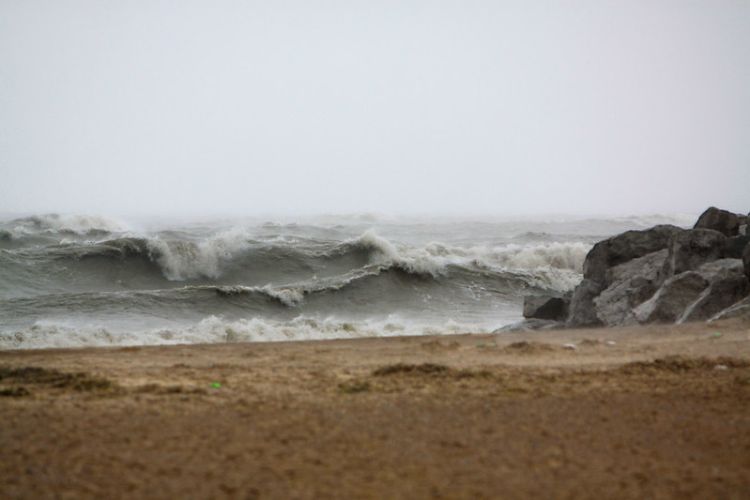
[2,213,125,238]
[0,315,490,350]
[2,211,691,350]
[0,229,588,292]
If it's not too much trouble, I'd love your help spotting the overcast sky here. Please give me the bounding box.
[1,1,748,217]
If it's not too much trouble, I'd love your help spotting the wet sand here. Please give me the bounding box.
[2,320,750,499]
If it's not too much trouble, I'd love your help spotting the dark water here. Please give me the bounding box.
[0,213,692,349]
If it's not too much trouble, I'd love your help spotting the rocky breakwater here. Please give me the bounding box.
[502,207,750,331]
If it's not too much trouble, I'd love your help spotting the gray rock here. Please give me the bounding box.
[744,243,750,280]
[740,224,748,236]
[709,296,750,322]
[696,258,745,276]
[634,271,709,324]
[603,248,670,286]
[566,279,604,327]
[725,234,750,259]
[594,250,668,326]
[678,259,749,323]
[662,228,727,277]
[582,225,684,285]
[694,206,740,236]
[634,259,748,324]
[523,295,569,321]
[493,319,563,333]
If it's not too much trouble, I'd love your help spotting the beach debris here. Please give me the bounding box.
[338,380,370,394]
[0,387,30,397]
[562,343,577,350]
[475,342,497,350]
[605,340,617,346]
[373,363,449,376]
[714,364,729,371]
[502,341,556,354]
[211,382,222,389]
[0,366,115,392]
[711,332,722,339]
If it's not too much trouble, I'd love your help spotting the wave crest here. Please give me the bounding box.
[342,230,589,276]
[5,214,125,237]
[0,315,491,349]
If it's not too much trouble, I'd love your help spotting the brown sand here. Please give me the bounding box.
[2,319,750,499]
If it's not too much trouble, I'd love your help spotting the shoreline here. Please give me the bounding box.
[2,319,750,498]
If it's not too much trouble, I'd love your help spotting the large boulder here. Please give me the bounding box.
[635,259,749,324]
[662,228,727,277]
[678,260,749,322]
[593,250,668,326]
[633,271,709,324]
[725,235,750,259]
[710,296,750,322]
[694,207,740,236]
[523,295,569,321]
[582,225,684,285]
[566,279,604,327]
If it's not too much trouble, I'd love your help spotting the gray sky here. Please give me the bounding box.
[1,1,748,216]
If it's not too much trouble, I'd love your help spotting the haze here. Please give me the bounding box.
[1,1,748,217]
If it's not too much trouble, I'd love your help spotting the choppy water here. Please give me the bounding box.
[0,212,694,349]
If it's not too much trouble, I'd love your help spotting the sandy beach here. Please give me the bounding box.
[2,320,750,499]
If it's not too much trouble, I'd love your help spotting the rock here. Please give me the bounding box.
[710,296,750,322]
[635,259,748,324]
[566,279,604,327]
[744,243,750,280]
[593,250,668,326]
[724,234,750,259]
[740,224,748,236]
[493,319,563,333]
[678,260,749,322]
[633,271,709,324]
[693,207,740,236]
[696,258,745,276]
[582,225,684,285]
[523,295,569,321]
[662,228,727,277]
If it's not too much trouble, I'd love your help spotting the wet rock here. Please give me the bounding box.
[724,235,750,259]
[635,259,748,324]
[522,295,569,321]
[566,279,604,327]
[594,250,668,326]
[678,260,749,323]
[710,296,750,322]
[634,272,709,324]
[693,207,741,236]
[582,225,684,285]
[662,228,727,277]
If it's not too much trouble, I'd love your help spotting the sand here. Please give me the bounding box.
[2,319,750,499]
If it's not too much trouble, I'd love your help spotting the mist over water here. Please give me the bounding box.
[0,212,694,349]
[1,2,747,348]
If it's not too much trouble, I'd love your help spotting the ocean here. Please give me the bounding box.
[0,213,693,349]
